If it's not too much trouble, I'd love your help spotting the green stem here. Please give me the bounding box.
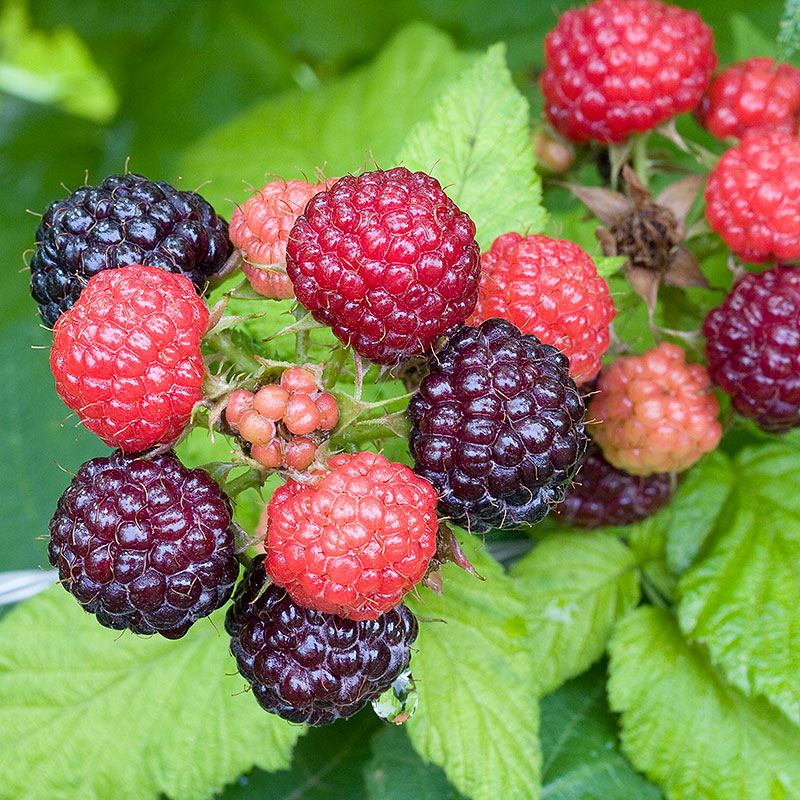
[322,346,348,387]
[632,132,650,187]
[224,466,268,497]
[205,331,262,375]
[292,305,310,365]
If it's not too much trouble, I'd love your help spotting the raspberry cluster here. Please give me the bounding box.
[225,367,339,470]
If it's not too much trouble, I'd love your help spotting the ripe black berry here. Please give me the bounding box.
[552,440,676,528]
[703,264,800,433]
[48,450,239,639]
[226,557,418,726]
[30,173,232,328]
[408,318,587,532]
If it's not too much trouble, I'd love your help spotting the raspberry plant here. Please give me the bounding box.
[3,4,800,800]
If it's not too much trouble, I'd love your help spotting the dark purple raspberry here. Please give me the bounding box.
[48,450,239,639]
[552,440,676,528]
[226,557,418,726]
[285,167,481,365]
[30,173,233,328]
[408,318,587,532]
[703,265,800,433]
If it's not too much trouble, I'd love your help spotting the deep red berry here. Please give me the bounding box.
[408,318,587,533]
[471,233,615,384]
[265,451,438,620]
[285,167,481,365]
[697,58,800,140]
[552,440,676,528]
[49,450,239,638]
[703,265,800,432]
[540,0,716,144]
[589,342,721,475]
[50,265,208,453]
[230,178,332,300]
[30,173,231,328]
[704,130,800,263]
[226,557,418,726]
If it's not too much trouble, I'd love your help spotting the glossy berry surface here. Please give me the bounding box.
[265,451,438,620]
[589,342,721,475]
[226,557,418,726]
[703,265,800,432]
[408,318,586,533]
[471,233,615,384]
[552,440,675,528]
[697,58,800,140]
[541,0,716,143]
[50,266,208,453]
[231,178,332,300]
[30,173,231,328]
[49,450,239,638]
[705,129,800,263]
[286,167,481,365]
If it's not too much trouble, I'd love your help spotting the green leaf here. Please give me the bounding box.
[778,0,800,60]
[364,726,463,800]
[665,452,735,575]
[0,0,117,122]
[179,23,471,212]
[511,532,640,696]
[594,255,627,279]
[0,587,302,800]
[404,537,541,800]
[608,606,800,800]
[397,43,545,249]
[678,444,800,725]
[540,664,662,800]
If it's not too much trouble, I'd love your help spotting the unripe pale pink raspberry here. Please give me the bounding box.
[589,342,721,475]
[225,389,255,430]
[253,384,290,421]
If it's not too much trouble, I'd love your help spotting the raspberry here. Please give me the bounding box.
[589,342,721,475]
[30,173,231,328]
[264,451,438,620]
[286,167,481,365]
[230,178,332,300]
[48,450,239,638]
[50,265,208,453]
[704,130,800,263]
[697,58,800,140]
[226,557,418,726]
[471,233,615,384]
[408,318,586,533]
[703,265,800,432]
[552,440,675,528]
[540,0,716,144]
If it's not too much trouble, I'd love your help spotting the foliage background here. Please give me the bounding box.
[0,1,798,799]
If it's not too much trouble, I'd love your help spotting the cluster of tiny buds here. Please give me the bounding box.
[225,366,339,471]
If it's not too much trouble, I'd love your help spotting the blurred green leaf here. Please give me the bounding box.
[0,0,117,122]
[397,42,546,248]
[540,664,662,800]
[778,0,800,60]
[0,587,303,800]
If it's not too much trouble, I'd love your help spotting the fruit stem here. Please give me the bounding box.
[224,466,268,497]
[292,305,310,365]
[330,410,412,449]
[205,331,262,376]
[322,345,348,386]
[632,132,650,187]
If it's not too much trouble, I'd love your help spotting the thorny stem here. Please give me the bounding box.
[322,345,348,386]
[205,331,262,376]
[292,304,310,365]
[224,466,269,498]
[632,132,650,188]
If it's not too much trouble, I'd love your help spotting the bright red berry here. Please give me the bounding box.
[705,129,800,263]
[703,265,800,432]
[230,178,331,300]
[286,167,481,365]
[265,451,438,620]
[697,58,800,140]
[471,233,615,384]
[50,265,208,453]
[589,342,721,475]
[541,0,716,144]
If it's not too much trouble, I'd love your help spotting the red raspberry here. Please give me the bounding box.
[703,265,800,432]
[704,130,800,263]
[286,167,481,365]
[697,58,800,140]
[230,178,331,300]
[50,265,208,453]
[265,451,438,620]
[471,233,615,384]
[540,0,716,144]
[589,342,721,475]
